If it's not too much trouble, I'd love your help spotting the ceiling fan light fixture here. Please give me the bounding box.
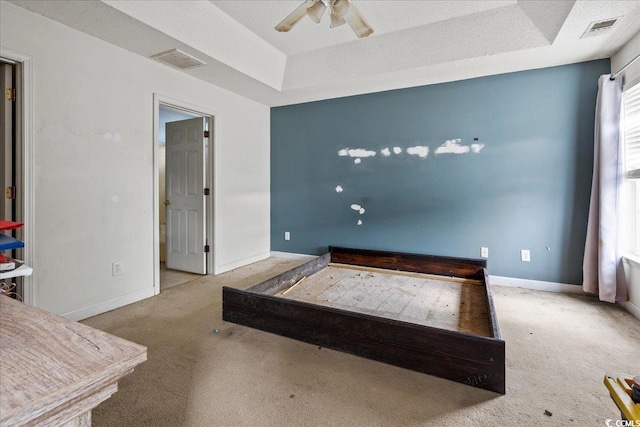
[307,1,327,24]
[275,0,315,32]
[330,13,347,28]
[330,0,350,16]
[344,1,374,38]
[275,0,373,37]
[329,0,349,27]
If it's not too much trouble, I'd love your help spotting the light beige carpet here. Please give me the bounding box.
[83,257,640,426]
[160,262,203,291]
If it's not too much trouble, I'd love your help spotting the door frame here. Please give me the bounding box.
[164,116,206,274]
[1,62,14,222]
[0,47,34,306]
[153,94,217,295]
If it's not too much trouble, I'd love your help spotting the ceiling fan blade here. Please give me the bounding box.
[344,1,374,38]
[275,0,315,32]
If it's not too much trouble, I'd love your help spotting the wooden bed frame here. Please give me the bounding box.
[222,246,505,394]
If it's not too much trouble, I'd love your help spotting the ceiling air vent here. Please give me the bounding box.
[581,18,620,39]
[151,49,206,70]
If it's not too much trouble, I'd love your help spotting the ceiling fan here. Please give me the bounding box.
[275,0,374,38]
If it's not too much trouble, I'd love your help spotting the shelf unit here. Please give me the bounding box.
[0,220,32,283]
[0,234,25,251]
[0,264,33,280]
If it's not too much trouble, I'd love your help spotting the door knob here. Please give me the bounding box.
[164,200,171,206]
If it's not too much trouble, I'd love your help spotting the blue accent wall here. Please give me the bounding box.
[271,60,610,284]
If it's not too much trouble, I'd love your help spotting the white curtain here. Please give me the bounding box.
[583,75,627,303]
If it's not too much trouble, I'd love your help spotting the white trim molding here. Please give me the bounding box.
[618,301,640,321]
[489,275,585,294]
[267,252,587,295]
[215,251,270,275]
[621,255,640,321]
[62,287,155,322]
[270,251,318,261]
[623,254,640,269]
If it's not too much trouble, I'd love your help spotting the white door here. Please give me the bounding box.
[165,117,207,274]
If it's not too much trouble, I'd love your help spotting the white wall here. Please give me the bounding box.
[613,30,640,319]
[622,259,640,320]
[0,1,270,319]
[612,29,640,89]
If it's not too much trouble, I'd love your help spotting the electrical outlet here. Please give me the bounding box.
[284,231,290,241]
[112,262,123,276]
[521,250,531,262]
[481,247,489,258]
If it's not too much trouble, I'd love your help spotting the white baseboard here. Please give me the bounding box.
[619,301,640,321]
[267,254,585,295]
[62,287,155,322]
[270,251,317,261]
[489,275,585,294]
[214,251,271,275]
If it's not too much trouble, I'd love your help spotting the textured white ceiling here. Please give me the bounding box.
[7,0,640,106]
[212,0,518,56]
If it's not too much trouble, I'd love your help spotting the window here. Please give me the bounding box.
[623,82,640,255]
[636,184,640,256]
[624,83,640,179]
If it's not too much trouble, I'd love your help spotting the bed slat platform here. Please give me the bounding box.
[222,247,505,394]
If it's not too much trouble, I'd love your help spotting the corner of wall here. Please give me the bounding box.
[612,30,640,88]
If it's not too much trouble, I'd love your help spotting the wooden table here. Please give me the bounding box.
[0,296,146,426]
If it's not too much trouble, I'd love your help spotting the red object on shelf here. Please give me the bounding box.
[0,220,24,231]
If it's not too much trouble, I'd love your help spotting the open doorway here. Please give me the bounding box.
[154,96,215,293]
[1,59,16,223]
[1,52,32,304]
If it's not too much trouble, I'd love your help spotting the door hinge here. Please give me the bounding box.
[5,187,16,199]
[204,245,210,253]
[5,88,16,102]
[204,188,210,196]
[204,130,210,138]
